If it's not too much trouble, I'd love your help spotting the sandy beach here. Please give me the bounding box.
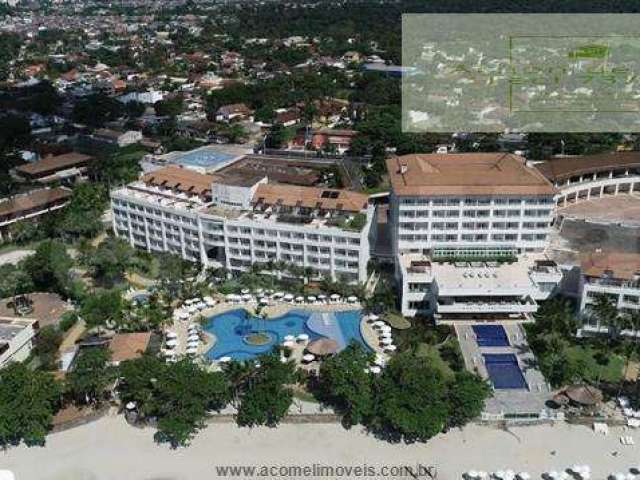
[2,414,638,480]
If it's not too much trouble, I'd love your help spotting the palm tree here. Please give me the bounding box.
[592,294,622,342]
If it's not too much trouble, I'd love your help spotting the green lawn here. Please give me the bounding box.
[566,345,625,383]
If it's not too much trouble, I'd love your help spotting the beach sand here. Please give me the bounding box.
[2,414,637,480]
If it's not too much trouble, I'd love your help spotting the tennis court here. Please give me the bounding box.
[483,353,528,390]
[473,324,510,347]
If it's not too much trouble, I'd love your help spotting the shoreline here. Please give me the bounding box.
[3,415,638,480]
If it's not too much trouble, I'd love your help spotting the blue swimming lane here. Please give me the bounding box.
[473,324,510,347]
[204,309,368,361]
[483,354,528,390]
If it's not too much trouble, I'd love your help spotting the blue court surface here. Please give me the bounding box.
[483,354,528,389]
[473,324,510,347]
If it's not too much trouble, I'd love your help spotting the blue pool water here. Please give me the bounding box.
[483,353,528,390]
[473,324,510,347]
[204,309,368,361]
[175,149,236,168]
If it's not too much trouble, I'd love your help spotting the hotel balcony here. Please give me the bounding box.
[436,296,538,314]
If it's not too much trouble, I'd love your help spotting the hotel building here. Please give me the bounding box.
[111,166,374,284]
[386,153,563,320]
[578,252,640,336]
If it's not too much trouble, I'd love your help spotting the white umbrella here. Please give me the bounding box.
[504,471,516,480]
[284,293,294,301]
[370,366,382,374]
[546,472,559,480]
[307,296,316,302]
[380,331,392,339]
[297,333,309,342]
[165,331,178,339]
[282,340,295,348]
[242,294,252,301]
[302,353,316,362]
[225,293,236,300]
[187,324,199,331]
[368,314,380,321]
[125,401,136,410]
[184,299,193,305]
[218,356,232,363]
[284,335,296,342]
[204,296,215,306]
[196,302,206,310]
[273,292,284,298]
[372,320,386,327]
[494,471,505,479]
[163,350,175,357]
[384,344,397,352]
[259,297,270,305]
[381,338,393,345]
[347,295,357,303]
[165,339,178,348]
[295,296,304,303]
[380,325,392,333]
[185,347,198,355]
[318,294,326,300]
[188,336,200,343]
[187,342,199,349]
[468,471,479,479]
[241,289,250,295]
[330,293,340,300]
[179,311,189,320]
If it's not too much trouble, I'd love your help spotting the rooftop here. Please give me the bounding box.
[387,153,557,197]
[15,152,93,177]
[109,332,151,363]
[535,152,640,182]
[141,165,215,196]
[0,187,71,219]
[252,184,368,213]
[580,252,640,281]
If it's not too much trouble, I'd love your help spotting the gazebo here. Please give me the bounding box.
[307,338,338,356]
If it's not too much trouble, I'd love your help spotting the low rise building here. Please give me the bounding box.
[0,187,72,242]
[92,128,143,148]
[578,252,640,335]
[13,152,93,184]
[0,317,38,368]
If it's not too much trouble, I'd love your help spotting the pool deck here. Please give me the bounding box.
[456,322,550,416]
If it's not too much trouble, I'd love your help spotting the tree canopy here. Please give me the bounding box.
[118,356,231,447]
[0,363,62,448]
[23,240,73,296]
[66,347,116,405]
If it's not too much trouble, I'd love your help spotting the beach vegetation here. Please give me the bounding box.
[235,353,296,428]
[118,356,231,447]
[65,347,116,405]
[0,363,62,447]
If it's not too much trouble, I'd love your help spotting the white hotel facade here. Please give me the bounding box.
[111,166,374,284]
[386,153,563,321]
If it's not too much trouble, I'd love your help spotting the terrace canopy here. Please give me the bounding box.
[307,338,338,356]
[564,385,603,406]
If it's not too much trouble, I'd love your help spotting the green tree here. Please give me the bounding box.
[57,183,107,239]
[89,237,136,287]
[236,354,296,427]
[23,240,73,295]
[72,93,124,128]
[370,352,449,442]
[33,325,63,371]
[447,372,491,428]
[0,264,34,298]
[0,363,62,447]
[118,357,231,447]
[154,95,184,117]
[592,294,623,341]
[66,347,115,405]
[316,343,374,426]
[80,289,128,332]
[533,298,579,337]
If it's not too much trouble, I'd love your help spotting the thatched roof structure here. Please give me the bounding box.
[564,385,603,406]
[307,338,338,356]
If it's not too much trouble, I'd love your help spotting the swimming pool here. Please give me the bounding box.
[483,353,528,390]
[204,309,369,361]
[175,149,236,168]
[473,324,510,347]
